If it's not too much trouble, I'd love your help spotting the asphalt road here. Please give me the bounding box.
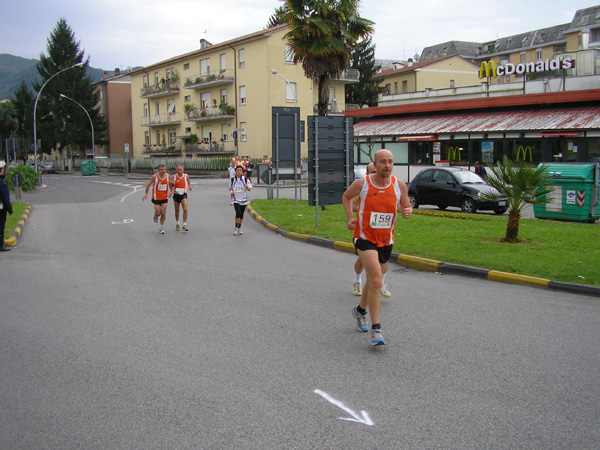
[1,174,599,449]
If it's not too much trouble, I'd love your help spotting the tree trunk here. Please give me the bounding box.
[504,211,521,243]
[317,75,329,116]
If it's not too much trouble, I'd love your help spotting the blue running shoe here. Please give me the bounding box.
[352,306,368,332]
[370,328,386,346]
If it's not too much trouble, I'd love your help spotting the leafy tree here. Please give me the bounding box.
[32,18,107,160]
[484,156,554,243]
[12,81,35,160]
[346,36,381,108]
[282,0,374,116]
[266,5,287,28]
[0,102,17,161]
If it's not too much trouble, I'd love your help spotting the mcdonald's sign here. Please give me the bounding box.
[478,56,573,79]
[516,145,532,161]
[479,60,497,79]
[447,146,462,161]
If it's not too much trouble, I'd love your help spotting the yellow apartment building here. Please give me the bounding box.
[128,24,358,161]
[374,55,481,100]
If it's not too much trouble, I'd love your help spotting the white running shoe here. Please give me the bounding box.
[238,229,243,235]
[159,227,165,234]
[233,228,238,235]
[353,281,362,296]
[381,284,391,298]
[371,328,386,346]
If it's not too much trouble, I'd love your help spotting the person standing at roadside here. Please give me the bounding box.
[474,161,487,178]
[170,164,192,231]
[229,165,252,235]
[0,161,14,251]
[142,164,171,234]
[342,149,412,346]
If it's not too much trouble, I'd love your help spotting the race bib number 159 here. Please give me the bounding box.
[370,212,393,228]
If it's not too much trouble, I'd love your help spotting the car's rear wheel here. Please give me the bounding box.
[409,195,419,208]
[461,197,477,214]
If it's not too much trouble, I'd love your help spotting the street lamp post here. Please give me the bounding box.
[33,62,84,174]
[270,69,296,106]
[59,94,94,159]
[270,69,301,204]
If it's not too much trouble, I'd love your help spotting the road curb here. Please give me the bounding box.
[247,204,600,298]
[5,204,32,247]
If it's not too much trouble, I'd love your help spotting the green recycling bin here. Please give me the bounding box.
[81,160,97,176]
[534,163,600,223]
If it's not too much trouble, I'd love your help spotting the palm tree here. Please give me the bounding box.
[485,156,555,243]
[282,0,374,116]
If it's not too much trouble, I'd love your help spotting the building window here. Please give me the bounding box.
[239,86,246,105]
[536,48,542,60]
[221,89,227,104]
[201,58,210,76]
[402,80,408,93]
[154,72,159,85]
[143,74,148,87]
[220,53,226,71]
[286,82,296,103]
[201,92,211,109]
[394,82,398,94]
[222,124,229,141]
[591,27,600,43]
[144,131,149,145]
[239,49,245,68]
[240,122,247,141]
[184,95,191,102]
[449,80,454,88]
[201,125,212,143]
[520,52,526,64]
[167,99,175,115]
[185,127,191,134]
[384,84,391,95]
[285,43,295,63]
[183,63,190,70]
[144,103,148,117]
[155,102,160,115]
[167,68,174,80]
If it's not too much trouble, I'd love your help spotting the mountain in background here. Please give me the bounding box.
[0,54,140,99]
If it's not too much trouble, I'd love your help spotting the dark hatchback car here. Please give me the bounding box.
[408,167,508,214]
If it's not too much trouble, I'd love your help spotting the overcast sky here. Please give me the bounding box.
[2,0,598,70]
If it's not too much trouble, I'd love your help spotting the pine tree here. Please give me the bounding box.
[12,81,35,159]
[266,6,287,28]
[345,37,381,108]
[33,18,107,159]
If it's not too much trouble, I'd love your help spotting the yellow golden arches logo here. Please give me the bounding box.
[447,146,462,161]
[478,60,497,79]
[516,146,532,161]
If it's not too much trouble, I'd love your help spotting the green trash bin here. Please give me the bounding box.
[81,160,90,175]
[81,160,97,176]
[534,163,600,223]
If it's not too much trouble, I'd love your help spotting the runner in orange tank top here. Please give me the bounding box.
[142,164,172,234]
[170,164,192,231]
[342,149,412,346]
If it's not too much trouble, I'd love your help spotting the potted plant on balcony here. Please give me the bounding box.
[184,103,195,118]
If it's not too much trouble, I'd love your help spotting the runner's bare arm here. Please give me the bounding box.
[142,174,156,201]
[342,179,364,230]
[398,179,412,219]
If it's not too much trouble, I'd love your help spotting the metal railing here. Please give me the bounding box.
[141,113,182,127]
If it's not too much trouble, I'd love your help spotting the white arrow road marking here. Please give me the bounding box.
[111,219,134,224]
[314,389,374,426]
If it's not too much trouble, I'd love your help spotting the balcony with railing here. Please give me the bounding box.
[142,144,183,156]
[312,100,355,115]
[332,68,360,83]
[141,113,182,127]
[184,104,235,122]
[140,80,180,98]
[184,69,235,90]
[184,140,236,155]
